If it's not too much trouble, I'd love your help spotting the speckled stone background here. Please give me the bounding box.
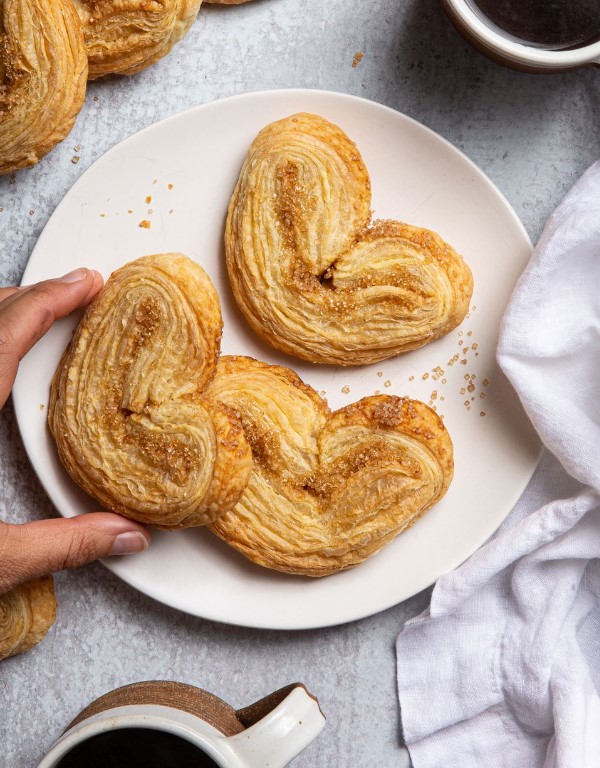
[1,1,599,766]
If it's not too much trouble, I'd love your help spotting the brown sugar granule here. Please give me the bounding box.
[460,387,466,395]
[28,209,34,216]
[430,390,438,401]
[442,378,447,385]
[467,331,473,337]
[319,390,327,398]
[467,383,475,393]
[422,372,429,380]
[168,209,174,214]
[440,395,445,402]
[458,331,463,337]
[145,195,152,204]
[153,179,158,185]
[408,375,415,382]
[341,385,350,394]
[377,371,384,378]
[99,213,106,218]
[93,95,99,101]
[139,219,151,229]
[39,404,45,411]
[374,389,381,395]
[459,340,463,346]
[472,305,477,311]
[168,183,174,190]
[448,354,459,366]
[472,343,479,350]
[483,378,490,386]
[460,359,468,365]
[147,208,153,214]
[480,392,486,399]
[480,411,486,417]
[384,380,391,388]
[464,374,470,381]
[352,52,364,68]
[71,156,80,164]
[463,347,470,354]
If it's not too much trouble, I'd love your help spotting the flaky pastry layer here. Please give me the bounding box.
[0,0,88,175]
[73,0,203,78]
[206,356,454,576]
[226,113,474,366]
[49,254,252,528]
[0,577,57,662]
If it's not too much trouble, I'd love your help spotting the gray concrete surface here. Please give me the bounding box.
[0,0,599,766]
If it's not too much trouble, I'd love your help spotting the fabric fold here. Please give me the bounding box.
[397,160,600,768]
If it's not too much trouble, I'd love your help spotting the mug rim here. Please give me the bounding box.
[36,706,241,768]
[444,0,600,68]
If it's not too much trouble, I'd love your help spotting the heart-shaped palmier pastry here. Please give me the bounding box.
[49,254,252,528]
[226,112,474,366]
[0,0,88,175]
[206,356,453,576]
[0,577,57,662]
[73,0,203,78]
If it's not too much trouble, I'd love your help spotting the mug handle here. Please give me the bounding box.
[226,684,325,768]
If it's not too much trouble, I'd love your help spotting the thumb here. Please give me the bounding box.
[0,513,151,595]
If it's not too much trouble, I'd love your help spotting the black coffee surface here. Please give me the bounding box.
[56,728,219,768]
[467,0,600,50]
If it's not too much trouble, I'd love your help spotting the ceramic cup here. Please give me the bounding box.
[442,0,600,72]
[36,681,325,768]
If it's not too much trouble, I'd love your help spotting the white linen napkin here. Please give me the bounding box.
[396,160,600,768]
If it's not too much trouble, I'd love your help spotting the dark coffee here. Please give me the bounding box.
[56,728,220,768]
[467,0,600,50]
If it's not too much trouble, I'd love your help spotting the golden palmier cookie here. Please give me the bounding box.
[0,577,57,661]
[0,0,88,175]
[226,113,474,366]
[49,254,252,529]
[73,0,203,78]
[206,356,453,576]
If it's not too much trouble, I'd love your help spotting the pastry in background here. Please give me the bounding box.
[206,356,454,576]
[0,577,57,662]
[49,254,252,529]
[73,0,204,78]
[225,113,474,366]
[0,0,88,175]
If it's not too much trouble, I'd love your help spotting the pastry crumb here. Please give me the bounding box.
[39,404,45,411]
[352,52,364,68]
[341,385,350,394]
[139,219,151,229]
[168,183,174,190]
[145,195,152,204]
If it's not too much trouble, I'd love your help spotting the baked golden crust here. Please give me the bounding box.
[226,113,474,366]
[0,577,57,661]
[73,0,203,78]
[206,356,453,576]
[48,254,252,529]
[0,0,88,175]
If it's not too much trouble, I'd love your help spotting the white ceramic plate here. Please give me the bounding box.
[13,89,540,630]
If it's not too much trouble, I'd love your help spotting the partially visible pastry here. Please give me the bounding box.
[206,356,454,576]
[0,577,57,662]
[49,254,252,529]
[205,1,255,4]
[226,113,474,366]
[0,0,88,175]
[73,0,203,78]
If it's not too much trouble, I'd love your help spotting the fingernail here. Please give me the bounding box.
[59,268,89,283]
[109,531,149,557]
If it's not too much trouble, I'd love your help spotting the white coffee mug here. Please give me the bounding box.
[36,681,325,768]
[443,0,600,72]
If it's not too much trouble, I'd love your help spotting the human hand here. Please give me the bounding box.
[0,268,150,595]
